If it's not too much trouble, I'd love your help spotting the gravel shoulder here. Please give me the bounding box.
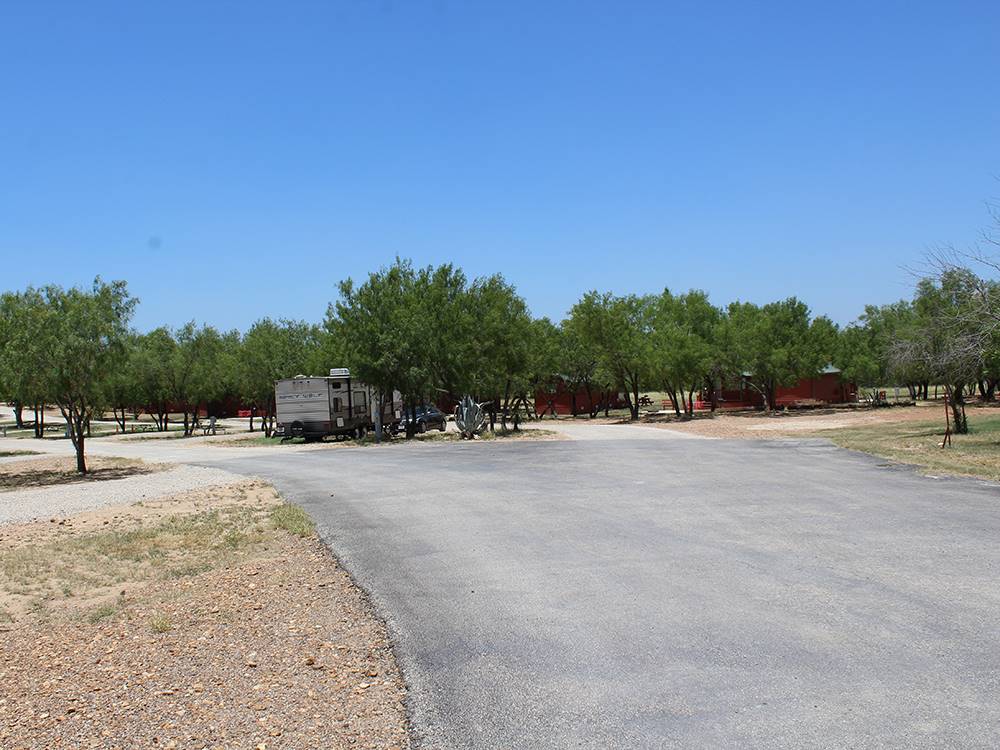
[0,480,410,749]
[0,461,243,526]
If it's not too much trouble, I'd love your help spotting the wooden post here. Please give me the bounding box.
[941,393,952,449]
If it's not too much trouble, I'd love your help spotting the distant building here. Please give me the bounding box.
[704,366,857,410]
[534,378,628,416]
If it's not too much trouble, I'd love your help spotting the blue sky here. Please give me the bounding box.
[2,1,999,332]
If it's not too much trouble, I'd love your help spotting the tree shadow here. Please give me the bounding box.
[0,464,156,490]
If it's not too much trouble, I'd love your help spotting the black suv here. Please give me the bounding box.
[396,405,448,434]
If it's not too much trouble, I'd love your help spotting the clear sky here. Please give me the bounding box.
[2,1,999,332]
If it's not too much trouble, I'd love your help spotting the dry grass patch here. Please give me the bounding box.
[0,481,277,620]
[0,455,164,491]
[816,411,1000,482]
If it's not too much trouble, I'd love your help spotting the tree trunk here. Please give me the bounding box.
[947,384,969,435]
[570,392,578,417]
[768,383,776,411]
[59,404,88,474]
[624,377,640,421]
[13,401,24,429]
[75,428,87,473]
[667,387,681,417]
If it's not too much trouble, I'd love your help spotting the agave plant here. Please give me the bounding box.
[454,395,488,439]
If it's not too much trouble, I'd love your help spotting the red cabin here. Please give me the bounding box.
[534,378,628,416]
[703,367,857,410]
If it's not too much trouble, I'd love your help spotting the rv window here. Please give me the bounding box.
[331,382,342,389]
[333,398,341,412]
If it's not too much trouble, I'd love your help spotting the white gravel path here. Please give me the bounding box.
[0,464,245,526]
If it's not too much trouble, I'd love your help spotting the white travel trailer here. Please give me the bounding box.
[274,368,402,440]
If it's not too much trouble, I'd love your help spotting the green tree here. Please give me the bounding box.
[238,318,322,436]
[0,288,55,435]
[333,259,433,438]
[725,298,829,411]
[132,328,178,431]
[463,274,535,429]
[568,292,653,420]
[556,321,598,417]
[173,323,234,435]
[649,289,721,417]
[102,333,144,432]
[40,279,136,473]
[836,301,911,403]
[891,270,984,432]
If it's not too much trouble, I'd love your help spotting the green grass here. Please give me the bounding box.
[270,504,316,537]
[819,412,1000,481]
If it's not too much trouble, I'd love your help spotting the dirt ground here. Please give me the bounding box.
[0,480,410,749]
[0,455,165,491]
[636,403,950,439]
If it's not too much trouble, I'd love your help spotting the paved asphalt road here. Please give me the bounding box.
[207,431,1000,749]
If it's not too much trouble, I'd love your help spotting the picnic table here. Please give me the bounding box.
[201,417,229,436]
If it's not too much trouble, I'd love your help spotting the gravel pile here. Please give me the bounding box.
[0,464,244,526]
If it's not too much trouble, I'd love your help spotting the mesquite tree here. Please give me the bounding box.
[40,279,135,473]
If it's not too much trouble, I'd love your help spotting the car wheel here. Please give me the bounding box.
[419,421,427,433]
[438,420,446,431]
